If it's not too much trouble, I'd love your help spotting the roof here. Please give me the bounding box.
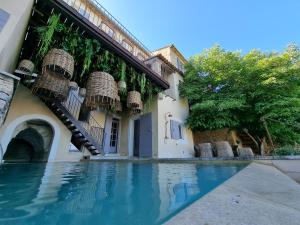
[153,44,188,64]
[87,0,151,57]
[144,54,184,76]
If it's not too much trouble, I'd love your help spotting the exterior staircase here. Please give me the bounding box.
[46,100,103,155]
[15,70,104,155]
[238,132,259,155]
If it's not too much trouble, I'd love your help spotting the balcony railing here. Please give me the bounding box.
[62,0,151,56]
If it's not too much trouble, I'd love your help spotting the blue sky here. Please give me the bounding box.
[99,0,300,59]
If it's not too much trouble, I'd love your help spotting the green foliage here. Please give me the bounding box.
[273,145,300,156]
[129,67,137,91]
[80,39,93,78]
[34,13,161,106]
[120,61,127,81]
[180,44,300,145]
[36,14,60,58]
[138,73,147,96]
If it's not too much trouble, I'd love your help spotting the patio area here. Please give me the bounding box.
[165,161,300,225]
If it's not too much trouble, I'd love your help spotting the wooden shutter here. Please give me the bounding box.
[170,120,176,139]
[170,120,180,140]
[0,9,9,32]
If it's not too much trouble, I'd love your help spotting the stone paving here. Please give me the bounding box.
[164,162,300,225]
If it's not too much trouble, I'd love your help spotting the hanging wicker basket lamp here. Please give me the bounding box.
[85,71,117,110]
[127,91,141,108]
[18,60,35,74]
[32,68,70,101]
[32,49,74,101]
[127,91,143,115]
[42,48,74,80]
[130,103,143,115]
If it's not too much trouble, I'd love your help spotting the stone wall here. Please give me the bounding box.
[193,128,241,146]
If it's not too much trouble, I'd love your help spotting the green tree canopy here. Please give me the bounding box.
[179,45,300,145]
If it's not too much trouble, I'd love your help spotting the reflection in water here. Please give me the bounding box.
[0,162,246,225]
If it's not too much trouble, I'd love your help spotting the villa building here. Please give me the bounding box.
[0,0,194,162]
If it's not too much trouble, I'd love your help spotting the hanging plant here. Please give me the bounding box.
[100,50,111,73]
[118,60,127,95]
[80,39,93,78]
[36,14,60,59]
[144,80,153,110]
[139,73,147,96]
[129,67,137,91]
[61,27,81,56]
[80,39,100,80]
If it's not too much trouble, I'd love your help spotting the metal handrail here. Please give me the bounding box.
[61,90,104,147]
[62,0,151,55]
[89,0,151,53]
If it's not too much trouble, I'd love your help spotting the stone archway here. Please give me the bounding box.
[2,119,55,162]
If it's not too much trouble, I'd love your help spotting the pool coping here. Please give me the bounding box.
[163,162,300,225]
[88,155,300,163]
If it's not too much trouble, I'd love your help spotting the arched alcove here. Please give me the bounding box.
[3,119,54,162]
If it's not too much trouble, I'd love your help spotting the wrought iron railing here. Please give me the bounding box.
[61,90,104,147]
[62,0,151,56]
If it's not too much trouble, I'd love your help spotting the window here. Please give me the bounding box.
[0,9,9,32]
[122,40,133,53]
[137,53,145,61]
[176,57,184,72]
[100,22,114,38]
[170,120,183,140]
[78,6,90,19]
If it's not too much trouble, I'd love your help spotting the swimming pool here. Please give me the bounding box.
[0,162,247,225]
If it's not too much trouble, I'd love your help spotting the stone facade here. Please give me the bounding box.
[193,128,241,146]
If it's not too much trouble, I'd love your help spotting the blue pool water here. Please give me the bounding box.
[0,162,246,225]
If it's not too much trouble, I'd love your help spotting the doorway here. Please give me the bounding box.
[133,113,152,158]
[104,116,120,154]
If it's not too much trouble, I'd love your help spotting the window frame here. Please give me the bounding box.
[122,39,133,53]
[78,6,90,19]
[137,53,145,61]
[170,120,184,140]
[0,9,10,32]
[100,22,115,38]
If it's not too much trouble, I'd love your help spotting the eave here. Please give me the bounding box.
[42,0,170,90]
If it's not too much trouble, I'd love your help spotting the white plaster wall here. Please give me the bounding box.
[156,73,194,158]
[0,85,84,162]
[0,0,34,72]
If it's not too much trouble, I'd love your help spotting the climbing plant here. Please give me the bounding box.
[36,14,60,58]
[34,13,162,110]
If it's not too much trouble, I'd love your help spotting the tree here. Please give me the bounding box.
[179,45,300,146]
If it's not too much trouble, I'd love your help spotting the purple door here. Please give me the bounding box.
[139,113,152,158]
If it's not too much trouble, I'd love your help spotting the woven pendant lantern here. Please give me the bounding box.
[85,71,117,110]
[18,59,35,74]
[127,91,141,108]
[130,103,143,115]
[42,48,74,80]
[32,68,69,101]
